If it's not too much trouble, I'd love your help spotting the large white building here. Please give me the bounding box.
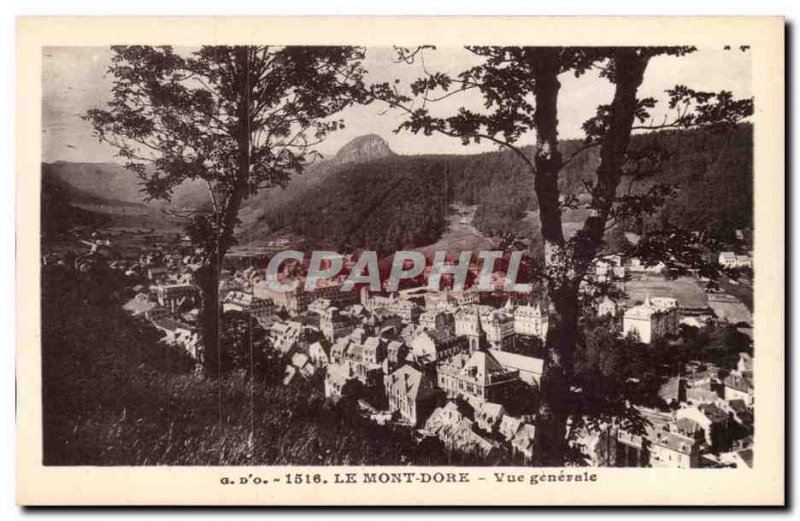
[455,306,482,338]
[456,302,547,347]
[320,306,354,342]
[360,289,420,322]
[254,281,310,315]
[222,290,273,317]
[622,296,680,344]
[718,251,753,269]
[155,283,198,313]
[513,303,549,341]
[254,278,355,315]
[483,310,515,350]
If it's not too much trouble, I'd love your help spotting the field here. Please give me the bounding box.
[717,275,754,311]
[707,295,753,325]
[624,275,710,310]
[43,226,185,262]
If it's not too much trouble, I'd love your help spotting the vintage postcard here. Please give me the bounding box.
[16,17,784,505]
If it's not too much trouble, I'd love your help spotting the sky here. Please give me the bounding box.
[41,46,751,163]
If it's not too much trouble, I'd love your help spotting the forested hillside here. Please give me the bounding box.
[631,124,753,239]
[259,124,753,250]
[42,125,752,250]
[256,157,450,252]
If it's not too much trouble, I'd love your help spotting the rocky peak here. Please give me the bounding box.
[332,134,395,165]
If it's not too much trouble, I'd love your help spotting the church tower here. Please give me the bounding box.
[467,312,489,353]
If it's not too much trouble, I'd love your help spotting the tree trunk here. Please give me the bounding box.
[199,45,252,378]
[197,262,221,377]
[580,49,650,264]
[530,48,565,260]
[526,47,574,466]
[530,49,651,466]
[535,283,579,466]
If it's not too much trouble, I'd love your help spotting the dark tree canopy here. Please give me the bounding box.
[373,45,753,465]
[87,45,369,376]
[87,45,367,249]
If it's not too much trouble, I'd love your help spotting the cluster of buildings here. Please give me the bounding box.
[620,296,680,344]
[593,250,752,345]
[56,229,753,467]
[315,291,548,461]
[718,251,754,269]
[68,247,207,358]
[110,245,552,461]
[566,354,754,469]
[634,352,754,468]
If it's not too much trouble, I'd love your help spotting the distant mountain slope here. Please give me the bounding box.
[41,171,109,238]
[257,124,753,250]
[42,126,752,250]
[41,162,194,235]
[236,134,396,228]
[630,124,753,237]
[43,161,147,205]
[40,134,398,237]
[42,161,210,209]
[254,155,451,251]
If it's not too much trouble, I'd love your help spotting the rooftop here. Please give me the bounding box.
[460,351,516,385]
[387,365,434,401]
[649,426,696,456]
[491,350,544,376]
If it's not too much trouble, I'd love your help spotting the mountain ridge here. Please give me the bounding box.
[42,125,753,251]
[42,133,398,209]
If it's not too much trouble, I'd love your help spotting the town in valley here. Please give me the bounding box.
[42,211,754,468]
[40,45,755,469]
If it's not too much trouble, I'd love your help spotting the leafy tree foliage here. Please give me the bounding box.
[86,46,368,376]
[263,156,448,252]
[680,322,753,370]
[218,310,270,374]
[372,46,753,465]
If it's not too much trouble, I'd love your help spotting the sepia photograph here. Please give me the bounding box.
[16,16,785,506]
